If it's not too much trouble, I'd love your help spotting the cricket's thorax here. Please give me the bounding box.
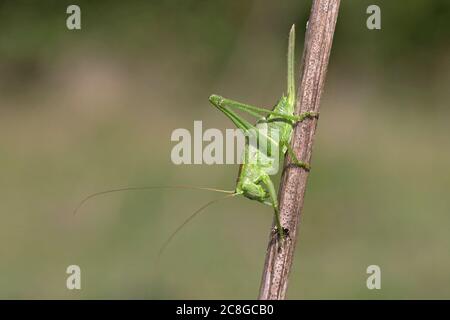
[267,95,295,153]
[235,96,295,204]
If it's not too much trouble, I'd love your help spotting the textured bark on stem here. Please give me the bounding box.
[258,0,341,300]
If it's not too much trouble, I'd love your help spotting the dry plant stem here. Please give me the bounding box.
[258,0,341,300]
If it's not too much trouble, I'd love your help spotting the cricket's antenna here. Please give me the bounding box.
[73,185,235,215]
[156,192,238,262]
[287,24,296,106]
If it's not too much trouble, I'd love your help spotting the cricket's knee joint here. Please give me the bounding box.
[209,94,224,107]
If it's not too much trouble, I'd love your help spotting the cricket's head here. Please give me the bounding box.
[209,94,223,107]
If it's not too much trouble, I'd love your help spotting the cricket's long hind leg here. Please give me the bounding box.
[261,176,285,241]
[209,94,305,123]
[209,94,319,126]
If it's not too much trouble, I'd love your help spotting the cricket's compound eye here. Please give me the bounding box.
[209,94,223,106]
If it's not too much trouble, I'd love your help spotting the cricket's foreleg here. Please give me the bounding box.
[283,142,311,171]
[262,176,285,241]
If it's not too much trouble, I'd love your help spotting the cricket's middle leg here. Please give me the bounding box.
[262,176,285,241]
[284,142,311,171]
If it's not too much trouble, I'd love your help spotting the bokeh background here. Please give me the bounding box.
[0,0,449,299]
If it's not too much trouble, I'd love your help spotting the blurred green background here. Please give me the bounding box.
[0,0,449,299]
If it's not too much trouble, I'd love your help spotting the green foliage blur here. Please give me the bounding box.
[0,0,449,299]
